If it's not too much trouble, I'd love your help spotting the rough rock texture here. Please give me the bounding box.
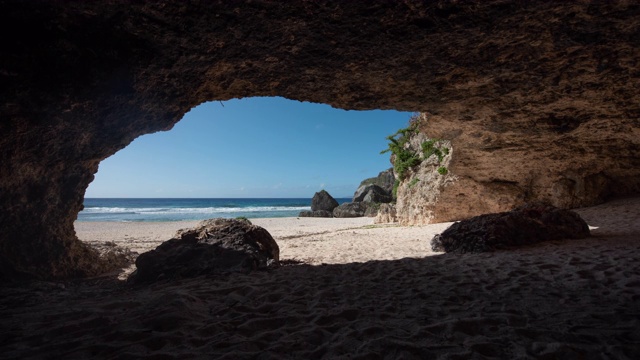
[311,190,339,212]
[130,219,279,284]
[363,204,380,218]
[89,242,138,273]
[333,202,368,218]
[431,203,591,253]
[354,185,392,204]
[1,1,639,279]
[392,123,456,225]
[353,169,395,200]
[395,108,640,224]
[298,210,333,218]
[375,204,398,224]
[363,190,392,204]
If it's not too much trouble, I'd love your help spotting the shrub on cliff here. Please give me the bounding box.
[380,122,420,181]
[381,115,451,192]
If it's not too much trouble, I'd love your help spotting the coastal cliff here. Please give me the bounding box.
[1,1,639,279]
[392,111,640,225]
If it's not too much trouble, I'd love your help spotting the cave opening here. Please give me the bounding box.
[78,96,411,218]
[73,97,413,271]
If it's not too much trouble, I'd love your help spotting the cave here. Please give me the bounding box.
[1,1,639,280]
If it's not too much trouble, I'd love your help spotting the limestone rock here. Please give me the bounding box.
[394,110,640,225]
[311,190,339,212]
[130,219,279,283]
[333,202,368,218]
[375,204,398,224]
[431,203,590,253]
[298,210,333,218]
[393,128,455,225]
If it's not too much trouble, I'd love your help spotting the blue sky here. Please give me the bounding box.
[85,97,412,198]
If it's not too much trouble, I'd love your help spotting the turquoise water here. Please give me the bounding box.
[78,198,351,222]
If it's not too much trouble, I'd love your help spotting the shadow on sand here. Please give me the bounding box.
[1,197,639,359]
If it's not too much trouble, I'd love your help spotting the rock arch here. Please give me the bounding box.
[1,1,639,280]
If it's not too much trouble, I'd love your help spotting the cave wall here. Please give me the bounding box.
[1,1,639,280]
[425,109,640,222]
[393,112,640,225]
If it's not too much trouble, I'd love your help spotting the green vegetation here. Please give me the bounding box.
[408,178,420,188]
[392,179,400,199]
[380,123,421,181]
[420,138,450,176]
[382,116,452,198]
[235,216,252,224]
[422,139,449,163]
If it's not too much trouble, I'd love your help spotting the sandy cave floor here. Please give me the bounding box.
[0,197,639,359]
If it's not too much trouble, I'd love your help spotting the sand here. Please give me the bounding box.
[1,197,639,359]
[74,217,454,275]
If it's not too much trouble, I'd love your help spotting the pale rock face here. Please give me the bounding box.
[392,126,457,225]
[374,204,397,224]
[392,112,640,225]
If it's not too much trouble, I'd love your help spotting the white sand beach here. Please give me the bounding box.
[74,216,455,271]
[1,197,639,358]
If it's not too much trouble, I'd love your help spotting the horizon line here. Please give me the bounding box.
[83,196,354,199]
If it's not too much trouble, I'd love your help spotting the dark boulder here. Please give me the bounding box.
[130,218,279,283]
[431,203,590,253]
[354,184,393,203]
[363,187,393,203]
[311,190,339,212]
[333,202,368,218]
[299,210,333,218]
[355,168,395,197]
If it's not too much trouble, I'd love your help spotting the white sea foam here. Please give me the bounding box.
[81,206,311,214]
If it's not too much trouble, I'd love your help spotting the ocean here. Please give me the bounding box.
[77,198,352,222]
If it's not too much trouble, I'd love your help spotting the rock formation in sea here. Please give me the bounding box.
[1,1,638,279]
[431,203,591,253]
[130,218,279,284]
